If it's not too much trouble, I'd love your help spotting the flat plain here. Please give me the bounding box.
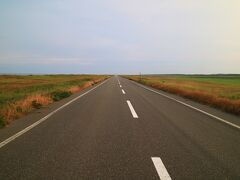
[0,75,108,127]
[125,75,240,116]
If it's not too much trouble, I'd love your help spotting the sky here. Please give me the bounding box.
[0,0,240,74]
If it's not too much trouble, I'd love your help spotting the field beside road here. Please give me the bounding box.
[125,75,240,116]
[0,75,109,127]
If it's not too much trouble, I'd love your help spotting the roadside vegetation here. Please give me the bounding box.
[125,75,240,116]
[0,75,109,128]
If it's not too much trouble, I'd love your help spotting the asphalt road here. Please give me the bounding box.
[0,76,240,180]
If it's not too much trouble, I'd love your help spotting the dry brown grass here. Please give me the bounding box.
[1,82,97,125]
[1,94,53,124]
[68,78,104,93]
[69,86,84,94]
[0,75,109,127]
[127,76,240,116]
[150,82,240,115]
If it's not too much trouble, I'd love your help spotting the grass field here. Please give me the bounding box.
[0,75,109,127]
[125,75,240,116]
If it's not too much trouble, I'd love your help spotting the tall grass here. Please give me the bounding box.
[126,75,240,116]
[0,75,109,127]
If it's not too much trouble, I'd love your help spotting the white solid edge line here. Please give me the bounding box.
[132,81,240,130]
[122,89,126,94]
[152,157,172,180]
[126,100,138,118]
[0,79,109,149]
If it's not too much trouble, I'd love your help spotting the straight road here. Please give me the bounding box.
[0,76,239,179]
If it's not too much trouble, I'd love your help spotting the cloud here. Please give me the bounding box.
[0,55,93,65]
[0,0,239,74]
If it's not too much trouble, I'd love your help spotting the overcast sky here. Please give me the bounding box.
[0,0,239,74]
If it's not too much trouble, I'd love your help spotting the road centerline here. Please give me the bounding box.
[122,89,126,94]
[116,77,120,85]
[126,100,138,118]
[151,157,172,180]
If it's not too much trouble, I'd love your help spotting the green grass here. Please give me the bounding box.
[136,75,240,100]
[0,75,108,108]
[0,116,6,128]
[125,74,240,115]
[31,100,43,109]
[51,91,72,101]
[0,74,109,127]
[174,75,240,86]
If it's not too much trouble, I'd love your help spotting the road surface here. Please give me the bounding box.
[0,76,240,179]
